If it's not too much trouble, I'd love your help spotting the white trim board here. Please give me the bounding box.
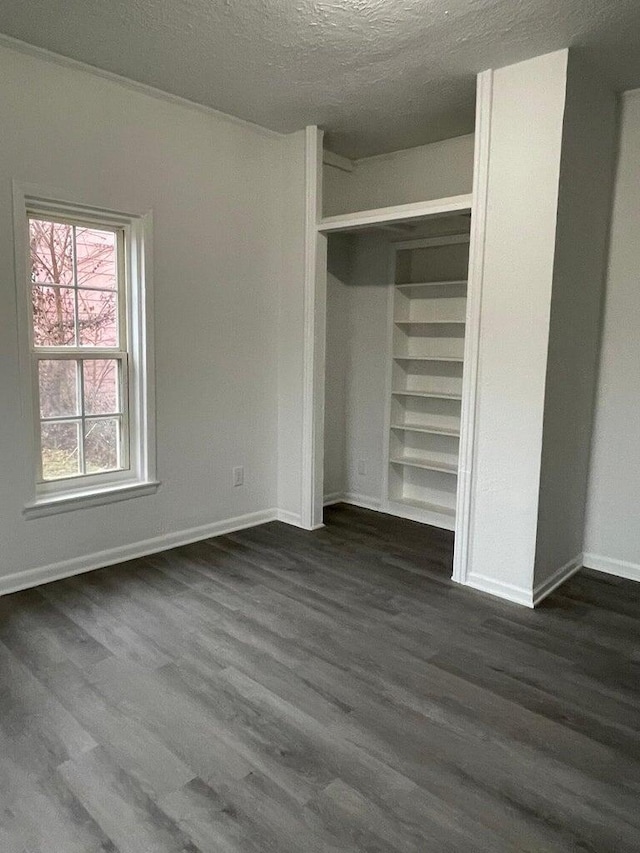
[318,194,473,233]
[452,69,493,585]
[322,150,354,173]
[342,492,382,512]
[463,553,583,608]
[583,553,640,583]
[324,493,455,529]
[300,126,327,531]
[277,508,324,530]
[323,492,344,506]
[463,573,534,608]
[0,33,283,141]
[323,492,381,512]
[532,554,583,606]
[0,508,278,597]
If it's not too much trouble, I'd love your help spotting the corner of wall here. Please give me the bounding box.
[465,48,569,605]
[582,87,640,575]
[534,52,618,588]
[276,130,307,519]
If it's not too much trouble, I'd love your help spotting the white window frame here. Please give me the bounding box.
[13,184,158,518]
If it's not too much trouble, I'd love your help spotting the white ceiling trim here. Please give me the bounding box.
[356,132,476,165]
[0,32,285,140]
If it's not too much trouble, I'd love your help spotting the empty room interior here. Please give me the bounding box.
[0,1,639,850]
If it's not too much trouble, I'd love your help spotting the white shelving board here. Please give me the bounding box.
[390,423,461,437]
[385,229,470,531]
[391,390,462,400]
[318,194,473,233]
[394,356,464,363]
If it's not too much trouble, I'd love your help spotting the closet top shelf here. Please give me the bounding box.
[391,496,456,517]
[391,423,461,436]
[390,455,458,474]
[395,280,467,290]
[317,193,473,234]
[392,390,462,400]
[393,355,464,362]
[394,320,465,326]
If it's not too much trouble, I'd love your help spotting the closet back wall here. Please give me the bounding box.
[584,89,640,580]
[0,43,285,588]
[324,234,351,501]
[323,134,475,511]
[323,134,475,217]
[325,233,390,508]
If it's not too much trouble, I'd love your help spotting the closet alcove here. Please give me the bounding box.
[322,183,473,533]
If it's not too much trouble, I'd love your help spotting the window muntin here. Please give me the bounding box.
[28,215,129,483]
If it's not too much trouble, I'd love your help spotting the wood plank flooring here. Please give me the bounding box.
[0,503,639,852]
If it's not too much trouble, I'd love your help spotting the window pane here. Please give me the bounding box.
[85,418,120,473]
[41,421,80,480]
[75,227,117,290]
[29,219,73,285]
[32,286,76,346]
[77,289,117,346]
[38,360,78,418]
[83,359,119,414]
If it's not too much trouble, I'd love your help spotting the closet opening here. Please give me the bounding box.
[322,207,471,537]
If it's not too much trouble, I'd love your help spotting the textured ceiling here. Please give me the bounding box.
[1,0,640,157]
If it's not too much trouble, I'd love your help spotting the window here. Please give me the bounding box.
[14,188,157,516]
[30,217,127,481]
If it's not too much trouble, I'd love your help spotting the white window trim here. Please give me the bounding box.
[13,182,159,518]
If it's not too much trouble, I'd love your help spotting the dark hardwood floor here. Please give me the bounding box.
[0,503,639,852]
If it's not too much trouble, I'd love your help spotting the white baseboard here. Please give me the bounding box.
[583,552,640,583]
[463,553,583,609]
[533,553,583,606]
[0,508,278,598]
[386,499,456,531]
[462,572,534,608]
[324,492,454,530]
[323,492,343,506]
[342,491,382,512]
[276,509,324,530]
[323,491,382,512]
[276,508,303,526]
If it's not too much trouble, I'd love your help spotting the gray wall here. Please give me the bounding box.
[584,90,640,580]
[0,42,286,585]
[323,135,475,217]
[534,57,618,586]
[324,233,390,507]
[324,235,351,499]
[466,50,569,604]
[322,135,476,512]
[276,130,307,520]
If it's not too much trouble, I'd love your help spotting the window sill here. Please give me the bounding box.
[23,480,161,519]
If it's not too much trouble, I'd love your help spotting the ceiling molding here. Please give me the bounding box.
[355,132,476,165]
[2,1,639,156]
[322,150,354,173]
[0,31,285,141]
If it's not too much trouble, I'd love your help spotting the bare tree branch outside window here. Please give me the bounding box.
[30,219,122,479]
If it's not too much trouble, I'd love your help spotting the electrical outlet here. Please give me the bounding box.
[232,466,244,487]
[357,459,367,476]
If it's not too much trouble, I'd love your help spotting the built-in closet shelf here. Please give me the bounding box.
[390,455,458,474]
[318,193,473,233]
[395,279,467,292]
[391,496,456,517]
[394,320,465,326]
[386,223,470,532]
[391,423,460,437]
[392,390,462,401]
[393,355,464,363]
